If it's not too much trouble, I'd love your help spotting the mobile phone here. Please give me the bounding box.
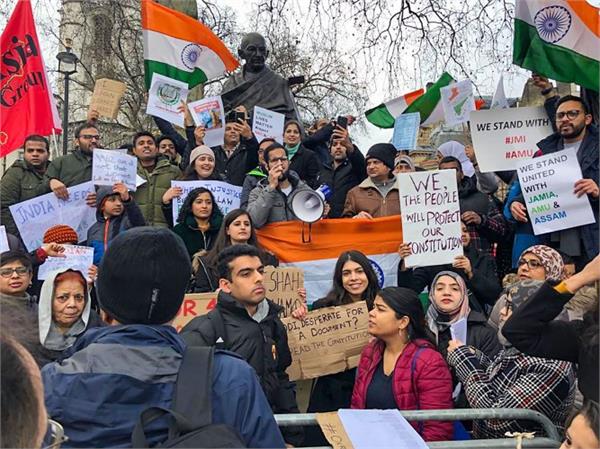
[226,110,245,122]
[336,116,348,129]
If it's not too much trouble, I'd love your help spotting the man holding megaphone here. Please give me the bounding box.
[247,142,329,228]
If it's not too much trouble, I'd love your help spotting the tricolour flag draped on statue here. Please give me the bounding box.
[513,0,599,92]
[256,216,402,304]
[141,0,239,90]
[0,0,62,157]
[365,88,424,128]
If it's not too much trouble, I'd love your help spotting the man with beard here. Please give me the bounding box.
[319,125,365,218]
[221,33,300,122]
[41,123,100,200]
[131,131,181,228]
[509,95,599,266]
[246,142,315,228]
[2,135,52,238]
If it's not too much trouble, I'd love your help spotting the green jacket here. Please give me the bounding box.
[133,158,181,228]
[41,149,93,193]
[1,160,49,236]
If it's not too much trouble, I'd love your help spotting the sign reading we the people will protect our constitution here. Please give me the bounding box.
[517,147,596,236]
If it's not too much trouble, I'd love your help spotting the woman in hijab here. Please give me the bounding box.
[447,280,575,439]
[38,269,103,360]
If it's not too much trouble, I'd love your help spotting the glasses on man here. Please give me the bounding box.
[0,267,30,278]
[79,134,101,140]
[41,419,68,449]
[556,110,582,120]
[55,293,86,303]
[517,258,543,270]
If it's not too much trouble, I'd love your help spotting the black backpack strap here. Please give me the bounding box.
[207,308,229,350]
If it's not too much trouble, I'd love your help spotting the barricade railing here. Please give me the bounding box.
[274,408,561,448]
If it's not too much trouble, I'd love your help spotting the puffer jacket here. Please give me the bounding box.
[246,170,314,228]
[133,158,181,227]
[342,176,400,218]
[86,187,146,264]
[42,149,92,192]
[351,338,454,441]
[42,324,285,448]
[1,159,49,236]
[173,213,222,258]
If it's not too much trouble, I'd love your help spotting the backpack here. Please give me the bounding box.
[131,346,247,448]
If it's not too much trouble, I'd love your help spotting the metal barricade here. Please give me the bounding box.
[274,408,561,449]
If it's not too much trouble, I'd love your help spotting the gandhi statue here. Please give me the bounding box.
[221,33,300,122]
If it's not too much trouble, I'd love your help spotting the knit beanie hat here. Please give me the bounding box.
[43,225,78,244]
[366,143,396,171]
[519,245,564,281]
[190,145,215,165]
[97,227,192,325]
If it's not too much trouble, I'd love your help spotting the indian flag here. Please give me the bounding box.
[404,72,454,126]
[513,0,599,92]
[365,89,424,128]
[141,0,239,89]
[256,216,402,304]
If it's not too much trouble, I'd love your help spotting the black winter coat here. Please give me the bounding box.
[319,146,366,218]
[289,145,321,189]
[212,136,260,186]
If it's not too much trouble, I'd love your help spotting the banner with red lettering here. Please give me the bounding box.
[1,0,62,157]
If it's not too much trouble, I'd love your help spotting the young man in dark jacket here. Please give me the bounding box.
[42,228,285,448]
[86,183,145,265]
[319,125,365,218]
[182,244,303,446]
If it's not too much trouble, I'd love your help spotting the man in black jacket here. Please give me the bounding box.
[181,244,302,446]
[319,125,366,218]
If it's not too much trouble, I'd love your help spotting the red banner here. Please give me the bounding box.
[1,0,62,157]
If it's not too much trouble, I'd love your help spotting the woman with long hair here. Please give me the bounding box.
[351,287,454,441]
[190,208,277,292]
[172,187,223,258]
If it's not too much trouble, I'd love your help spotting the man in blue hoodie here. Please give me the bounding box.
[42,227,286,448]
[86,182,145,265]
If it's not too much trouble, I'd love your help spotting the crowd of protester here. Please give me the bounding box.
[1,73,599,449]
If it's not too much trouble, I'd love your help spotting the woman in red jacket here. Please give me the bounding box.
[351,287,454,441]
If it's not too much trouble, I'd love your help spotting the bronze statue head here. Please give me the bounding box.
[238,32,269,73]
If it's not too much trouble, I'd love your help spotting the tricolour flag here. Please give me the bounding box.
[256,216,402,304]
[365,89,424,128]
[1,0,62,157]
[404,72,454,126]
[513,0,599,92]
[141,0,239,89]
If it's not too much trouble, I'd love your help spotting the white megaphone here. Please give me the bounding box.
[289,189,325,223]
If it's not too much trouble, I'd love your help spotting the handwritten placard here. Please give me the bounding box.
[171,180,242,223]
[92,149,138,191]
[188,96,225,147]
[252,106,285,144]
[282,301,370,380]
[89,78,126,119]
[392,112,420,151]
[517,147,596,235]
[470,107,553,172]
[0,226,9,252]
[146,73,188,127]
[38,245,94,280]
[398,170,463,267]
[441,79,475,127]
[263,266,304,318]
[172,292,217,332]
[9,182,96,252]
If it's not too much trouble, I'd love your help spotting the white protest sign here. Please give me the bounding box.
[252,106,285,144]
[517,147,596,235]
[392,112,420,151]
[9,182,96,252]
[470,107,553,173]
[92,149,138,191]
[0,226,9,252]
[398,170,463,267]
[38,245,95,281]
[441,79,475,127]
[171,180,242,223]
[146,73,188,127]
[188,96,225,148]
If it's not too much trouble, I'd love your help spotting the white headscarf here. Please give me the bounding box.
[438,141,475,177]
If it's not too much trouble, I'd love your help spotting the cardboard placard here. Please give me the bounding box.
[281,301,370,381]
[317,412,354,449]
[172,292,217,332]
[263,266,304,318]
[89,78,127,119]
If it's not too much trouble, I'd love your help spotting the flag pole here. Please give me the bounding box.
[50,129,60,159]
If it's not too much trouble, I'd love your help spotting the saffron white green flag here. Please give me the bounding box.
[404,72,454,126]
[365,88,424,128]
[141,0,239,89]
[513,0,599,92]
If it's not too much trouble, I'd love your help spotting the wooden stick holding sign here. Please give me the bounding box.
[281,301,370,381]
